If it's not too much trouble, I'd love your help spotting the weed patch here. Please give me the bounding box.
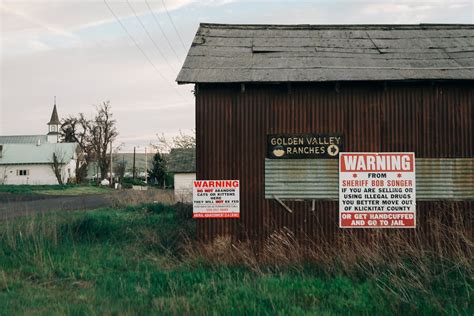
[0,184,111,196]
[0,203,471,315]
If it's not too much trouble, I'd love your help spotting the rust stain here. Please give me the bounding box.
[195,82,474,242]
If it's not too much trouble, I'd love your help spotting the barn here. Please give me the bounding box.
[177,24,474,242]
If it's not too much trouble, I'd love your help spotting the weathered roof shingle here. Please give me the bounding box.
[177,24,474,83]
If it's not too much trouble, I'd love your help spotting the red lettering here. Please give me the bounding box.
[341,153,414,172]
[194,180,240,188]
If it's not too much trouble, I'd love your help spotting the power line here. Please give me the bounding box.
[125,0,177,73]
[160,0,187,52]
[144,0,183,64]
[103,0,188,101]
[103,0,167,82]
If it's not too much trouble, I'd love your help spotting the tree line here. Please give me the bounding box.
[60,101,194,186]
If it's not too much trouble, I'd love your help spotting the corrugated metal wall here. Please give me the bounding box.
[265,158,474,200]
[195,82,474,242]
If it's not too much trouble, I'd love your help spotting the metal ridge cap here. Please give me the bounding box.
[198,23,474,30]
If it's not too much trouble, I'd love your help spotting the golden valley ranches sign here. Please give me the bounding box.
[267,134,343,159]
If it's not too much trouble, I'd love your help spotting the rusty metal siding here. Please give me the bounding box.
[416,159,474,199]
[265,158,474,200]
[265,160,338,200]
[195,82,474,241]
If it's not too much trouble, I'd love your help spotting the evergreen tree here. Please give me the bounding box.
[149,152,166,186]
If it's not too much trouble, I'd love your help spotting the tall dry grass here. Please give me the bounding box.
[0,213,65,276]
[107,189,174,208]
[183,207,473,313]
[1,202,471,313]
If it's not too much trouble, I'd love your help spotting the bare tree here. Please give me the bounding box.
[0,146,10,185]
[0,166,9,185]
[50,149,66,185]
[61,113,92,183]
[154,129,195,153]
[60,101,118,182]
[90,101,118,180]
[113,157,126,182]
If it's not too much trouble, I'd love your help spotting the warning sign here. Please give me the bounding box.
[193,180,240,218]
[339,153,416,228]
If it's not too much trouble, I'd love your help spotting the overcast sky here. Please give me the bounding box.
[1,0,473,152]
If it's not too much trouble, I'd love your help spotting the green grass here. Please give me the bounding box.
[35,186,112,196]
[0,204,471,315]
[0,184,111,196]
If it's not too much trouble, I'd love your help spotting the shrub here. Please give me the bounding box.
[174,202,193,221]
[122,177,146,186]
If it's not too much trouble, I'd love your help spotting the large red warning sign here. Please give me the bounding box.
[339,153,416,228]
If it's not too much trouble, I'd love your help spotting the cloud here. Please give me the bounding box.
[1,0,473,150]
[1,0,235,34]
[1,35,193,149]
[0,2,77,38]
[358,0,473,23]
[0,0,237,56]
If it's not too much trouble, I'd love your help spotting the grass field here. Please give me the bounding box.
[0,184,112,196]
[0,204,472,315]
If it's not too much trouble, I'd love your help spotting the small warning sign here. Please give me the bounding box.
[339,152,416,228]
[193,180,240,218]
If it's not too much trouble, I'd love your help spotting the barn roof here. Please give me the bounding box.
[177,23,474,83]
[167,148,196,173]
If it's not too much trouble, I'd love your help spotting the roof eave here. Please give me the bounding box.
[177,78,474,85]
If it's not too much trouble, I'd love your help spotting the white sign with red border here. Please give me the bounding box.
[339,152,416,228]
[193,180,240,218]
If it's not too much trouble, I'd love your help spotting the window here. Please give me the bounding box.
[50,125,57,132]
[16,169,29,176]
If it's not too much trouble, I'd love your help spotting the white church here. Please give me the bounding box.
[0,102,80,185]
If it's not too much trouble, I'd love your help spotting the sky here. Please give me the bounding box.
[1,0,473,152]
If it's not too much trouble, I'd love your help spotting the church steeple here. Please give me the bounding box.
[47,97,60,143]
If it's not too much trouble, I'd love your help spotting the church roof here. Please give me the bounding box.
[0,135,48,144]
[0,143,78,165]
[48,104,60,125]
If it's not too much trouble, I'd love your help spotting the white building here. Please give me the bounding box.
[167,148,196,203]
[0,103,80,185]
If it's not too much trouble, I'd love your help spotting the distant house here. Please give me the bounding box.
[0,103,80,185]
[167,148,196,203]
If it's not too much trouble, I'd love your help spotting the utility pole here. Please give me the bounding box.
[145,146,148,184]
[132,146,136,179]
[109,141,113,187]
[122,155,125,183]
[96,160,99,183]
